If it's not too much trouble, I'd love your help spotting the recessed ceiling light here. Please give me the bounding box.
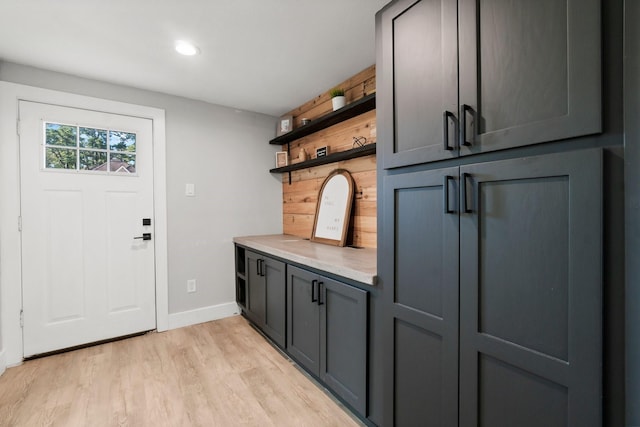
[175,40,200,56]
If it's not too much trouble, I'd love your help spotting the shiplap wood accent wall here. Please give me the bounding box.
[280,65,377,248]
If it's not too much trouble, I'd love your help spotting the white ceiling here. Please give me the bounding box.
[0,0,389,117]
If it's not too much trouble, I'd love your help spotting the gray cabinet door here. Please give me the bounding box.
[245,251,286,348]
[377,0,458,169]
[262,257,286,348]
[320,277,368,415]
[458,0,601,154]
[380,167,460,426]
[459,149,602,427]
[245,250,264,327]
[287,265,320,376]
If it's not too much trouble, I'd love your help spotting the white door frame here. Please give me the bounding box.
[0,82,169,366]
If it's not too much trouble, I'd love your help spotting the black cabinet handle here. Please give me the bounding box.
[443,175,454,214]
[443,111,455,150]
[460,104,473,147]
[311,279,318,302]
[318,282,324,305]
[257,259,264,276]
[461,173,473,213]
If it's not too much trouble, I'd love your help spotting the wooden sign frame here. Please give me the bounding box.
[275,151,288,168]
[311,169,354,247]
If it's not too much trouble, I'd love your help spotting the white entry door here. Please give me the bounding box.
[19,100,156,357]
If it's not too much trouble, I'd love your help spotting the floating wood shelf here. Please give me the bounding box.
[269,93,376,145]
[270,144,376,174]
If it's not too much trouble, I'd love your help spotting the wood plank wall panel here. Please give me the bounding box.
[280,65,377,248]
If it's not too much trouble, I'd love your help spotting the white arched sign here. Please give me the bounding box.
[311,169,354,247]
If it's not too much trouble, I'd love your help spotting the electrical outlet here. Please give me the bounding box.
[187,279,197,293]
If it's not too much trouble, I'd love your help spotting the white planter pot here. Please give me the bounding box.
[332,96,346,111]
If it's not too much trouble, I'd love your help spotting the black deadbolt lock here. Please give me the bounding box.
[143,218,151,226]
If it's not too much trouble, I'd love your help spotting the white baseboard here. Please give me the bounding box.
[167,302,240,330]
[0,350,6,377]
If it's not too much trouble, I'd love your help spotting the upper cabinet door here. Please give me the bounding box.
[458,0,601,154]
[377,0,458,169]
[378,0,602,169]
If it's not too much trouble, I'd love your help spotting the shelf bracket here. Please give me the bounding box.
[287,143,292,184]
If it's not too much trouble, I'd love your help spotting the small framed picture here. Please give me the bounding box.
[316,146,328,158]
[276,115,293,136]
[275,151,288,168]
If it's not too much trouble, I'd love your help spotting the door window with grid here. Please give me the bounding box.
[44,122,137,174]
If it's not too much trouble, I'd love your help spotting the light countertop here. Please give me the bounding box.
[233,234,377,286]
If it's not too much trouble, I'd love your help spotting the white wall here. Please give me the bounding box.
[0,61,282,353]
[0,241,3,374]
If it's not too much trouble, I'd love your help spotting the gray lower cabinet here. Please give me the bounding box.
[245,250,286,348]
[380,149,603,426]
[287,265,368,415]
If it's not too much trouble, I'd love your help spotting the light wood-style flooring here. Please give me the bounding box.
[0,315,362,427]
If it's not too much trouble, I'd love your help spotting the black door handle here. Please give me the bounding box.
[133,233,152,241]
[460,104,473,147]
[443,111,455,150]
[443,175,454,214]
[311,280,318,303]
[258,259,265,276]
[461,173,473,213]
[318,282,324,305]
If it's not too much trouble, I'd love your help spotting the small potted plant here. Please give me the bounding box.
[330,87,346,111]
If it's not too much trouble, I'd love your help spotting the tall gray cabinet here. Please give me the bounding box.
[376,0,604,426]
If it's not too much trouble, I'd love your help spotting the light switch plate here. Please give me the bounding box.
[185,183,195,196]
